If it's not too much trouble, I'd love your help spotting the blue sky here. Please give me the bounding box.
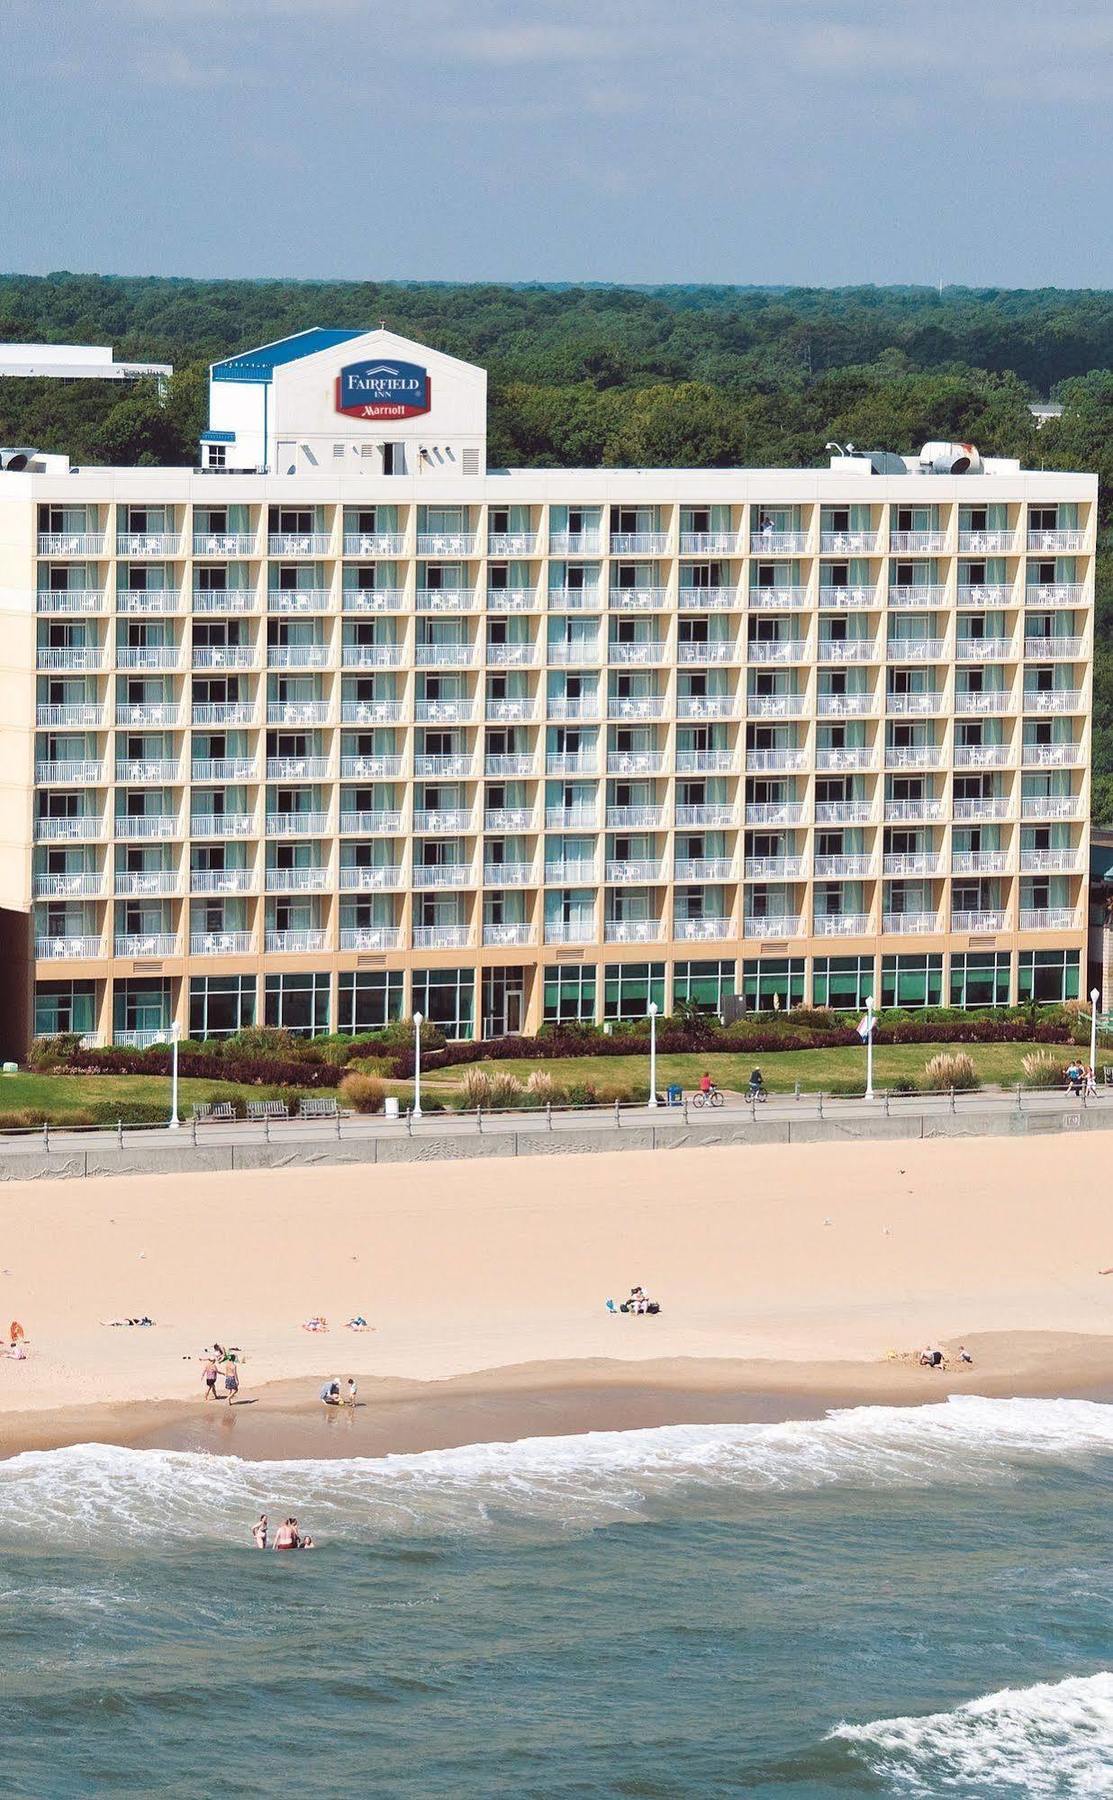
[1,0,1108,285]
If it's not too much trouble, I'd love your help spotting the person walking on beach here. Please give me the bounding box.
[202,1356,219,1401]
[223,1360,240,1406]
[252,1514,268,1550]
[345,1377,357,1407]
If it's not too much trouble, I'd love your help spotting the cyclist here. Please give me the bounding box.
[699,1071,713,1096]
[748,1066,765,1099]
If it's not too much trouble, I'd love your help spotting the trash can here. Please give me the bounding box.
[666,1083,683,1107]
[384,1096,400,1121]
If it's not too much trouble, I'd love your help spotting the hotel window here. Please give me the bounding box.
[412,968,475,1040]
[811,955,875,1011]
[206,444,227,469]
[603,961,665,1021]
[34,979,97,1037]
[1017,948,1080,1004]
[880,954,942,1009]
[337,970,405,1034]
[189,974,257,1040]
[264,971,330,1036]
[949,952,1011,1010]
[673,959,735,1015]
[542,963,597,1023]
[741,958,805,1013]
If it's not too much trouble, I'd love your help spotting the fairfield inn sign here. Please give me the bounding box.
[336,359,431,420]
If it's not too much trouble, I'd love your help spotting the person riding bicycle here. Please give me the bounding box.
[748,1067,765,1098]
[699,1071,713,1095]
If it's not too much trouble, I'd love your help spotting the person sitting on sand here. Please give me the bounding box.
[252,1514,268,1550]
[347,1316,370,1331]
[957,1345,974,1365]
[273,1518,301,1551]
[919,1346,945,1369]
[302,1317,328,1333]
[9,1320,24,1348]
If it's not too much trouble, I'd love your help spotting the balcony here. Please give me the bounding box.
[819,586,876,609]
[953,798,1010,821]
[888,584,947,608]
[1028,529,1084,553]
[192,590,257,614]
[1020,849,1081,873]
[413,698,475,725]
[748,638,809,664]
[746,748,808,772]
[677,640,736,665]
[191,813,256,838]
[750,693,808,719]
[1021,795,1080,820]
[36,935,103,960]
[545,862,598,885]
[487,586,538,612]
[889,638,946,662]
[889,531,946,554]
[548,589,603,613]
[340,865,404,891]
[269,532,331,556]
[416,532,478,556]
[340,810,402,834]
[883,853,944,876]
[38,532,105,556]
[114,814,179,840]
[483,862,538,887]
[546,752,597,775]
[814,854,874,877]
[820,639,879,663]
[954,745,1011,768]
[608,696,666,722]
[675,696,736,723]
[674,858,734,881]
[342,586,405,614]
[265,928,329,952]
[882,912,939,934]
[609,587,667,613]
[951,910,1008,932]
[957,584,1013,606]
[116,702,180,728]
[681,531,738,554]
[117,532,180,557]
[267,645,330,671]
[744,855,805,879]
[818,693,874,716]
[748,586,808,610]
[1024,689,1084,714]
[339,926,404,951]
[190,869,254,895]
[603,919,663,942]
[189,931,254,956]
[547,637,602,664]
[952,852,1009,874]
[488,698,538,723]
[610,532,668,555]
[813,914,871,937]
[340,700,404,724]
[606,751,664,775]
[1023,743,1084,768]
[488,531,538,557]
[482,922,536,947]
[192,645,256,670]
[487,807,536,831]
[750,532,806,554]
[953,690,1013,715]
[191,702,257,728]
[887,692,943,715]
[33,871,104,899]
[546,806,599,830]
[193,530,257,556]
[414,753,475,779]
[544,922,596,945]
[116,759,182,783]
[956,637,1017,662]
[265,757,330,781]
[413,925,471,949]
[115,645,184,672]
[412,864,476,889]
[1025,583,1083,608]
[117,591,183,617]
[610,640,667,665]
[36,589,105,614]
[415,642,475,667]
[35,759,105,785]
[486,754,537,778]
[267,588,331,614]
[343,532,404,557]
[744,914,804,938]
[1024,636,1084,660]
[746,802,806,825]
[814,801,873,825]
[958,530,1014,553]
[192,757,257,782]
[675,750,735,774]
[606,860,664,884]
[1019,907,1077,931]
[38,646,104,672]
[679,586,736,610]
[486,642,539,667]
[884,799,945,822]
[816,748,876,772]
[35,816,104,841]
[265,866,330,892]
[416,588,477,612]
[266,811,329,836]
[266,701,329,726]
[414,808,474,833]
[885,745,943,769]
[115,933,178,958]
[340,755,403,779]
[673,918,731,940]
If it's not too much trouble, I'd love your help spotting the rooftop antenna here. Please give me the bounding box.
[378,318,388,330]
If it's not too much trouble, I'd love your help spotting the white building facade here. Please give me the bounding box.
[0,328,1095,1047]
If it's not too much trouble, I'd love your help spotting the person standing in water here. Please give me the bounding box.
[273,1518,301,1551]
[252,1514,268,1550]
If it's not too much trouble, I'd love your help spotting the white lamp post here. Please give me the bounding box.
[1090,987,1101,1080]
[412,1011,423,1120]
[864,993,876,1101]
[647,1001,658,1109]
[156,1021,181,1130]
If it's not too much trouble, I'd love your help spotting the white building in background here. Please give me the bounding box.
[0,327,1095,1049]
[0,343,172,387]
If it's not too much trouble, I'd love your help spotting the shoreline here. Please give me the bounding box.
[4,1335,1113,1461]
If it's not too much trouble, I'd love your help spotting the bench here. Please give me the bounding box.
[246,1099,289,1122]
[191,1101,236,1123]
[298,1096,338,1119]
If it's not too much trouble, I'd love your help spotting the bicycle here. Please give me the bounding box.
[746,1084,769,1105]
[691,1086,724,1109]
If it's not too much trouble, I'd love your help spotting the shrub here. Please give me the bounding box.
[338,1072,386,1114]
[459,1068,524,1109]
[89,1099,175,1126]
[889,1077,919,1095]
[565,1080,600,1107]
[825,1080,867,1097]
[1021,1051,1064,1088]
[922,1051,980,1092]
[524,1068,561,1101]
[226,1025,299,1058]
[27,1033,83,1070]
[0,1107,57,1128]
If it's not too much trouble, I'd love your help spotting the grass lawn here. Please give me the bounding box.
[0,1071,339,1125]
[416,1041,1073,1099]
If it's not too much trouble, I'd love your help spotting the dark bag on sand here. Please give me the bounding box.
[646,1303,660,1315]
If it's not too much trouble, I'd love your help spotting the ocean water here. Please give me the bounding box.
[2,1395,1112,1798]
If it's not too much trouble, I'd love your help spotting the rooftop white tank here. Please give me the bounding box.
[919,440,983,475]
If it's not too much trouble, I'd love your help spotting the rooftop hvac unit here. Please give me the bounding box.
[920,440,983,475]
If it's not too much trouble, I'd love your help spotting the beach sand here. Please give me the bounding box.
[1,1133,1111,1457]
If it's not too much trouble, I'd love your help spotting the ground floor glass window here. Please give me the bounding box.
[880,954,943,1009]
[543,964,597,1023]
[811,956,875,1011]
[603,962,665,1021]
[741,958,805,1013]
[673,960,735,1015]
[112,978,173,1042]
[411,967,475,1040]
[264,972,330,1036]
[34,980,96,1037]
[950,952,1011,1008]
[1017,948,1080,1003]
[337,970,404,1034]
[189,976,257,1040]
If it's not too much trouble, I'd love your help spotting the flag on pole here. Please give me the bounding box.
[857,1013,873,1041]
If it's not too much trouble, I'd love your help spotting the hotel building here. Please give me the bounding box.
[0,328,1095,1048]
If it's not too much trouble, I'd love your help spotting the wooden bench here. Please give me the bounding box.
[298,1096,338,1119]
[192,1101,236,1123]
[246,1099,289,1122]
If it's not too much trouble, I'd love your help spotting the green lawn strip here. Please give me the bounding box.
[0,1072,339,1124]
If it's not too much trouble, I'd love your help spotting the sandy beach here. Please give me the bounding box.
[1,1133,1111,1457]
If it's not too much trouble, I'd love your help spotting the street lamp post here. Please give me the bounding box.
[647,1001,658,1109]
[1090,987,1101,1080]
[412,1011,423,1120]
[864,993,876,1101]
[156,1022,181,1130]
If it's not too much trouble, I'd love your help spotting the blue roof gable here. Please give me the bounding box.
[211,328,364,385]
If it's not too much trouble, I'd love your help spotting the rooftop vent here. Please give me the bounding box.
[919,440,983,475]
[0,447,34,471]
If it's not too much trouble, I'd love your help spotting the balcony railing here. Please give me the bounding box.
[889,531,946,554]
[416,588,478,613]
[748,586,807,610]
[269,532,331,555]
[887,692,944,715]
[488,531,538,557]
[342,586,405,613]
[609,588,667,612]
[193,531,257,556]
[266,811,329,837]
[750,532,806,554]
[816,748,876,772]
[544,863,598,886]
[1020,849,1080,873]
[116,759,181,783]
[748,638,809,663]
[547,637,602,663]
[1024,636,1084,659]
[488,698,538,723]
[35,815,104,840]
[339,927,404,951]
[608,696,666,721]
[192,590,257,614]
[603,919,663,942]
[35,760,105,785]
[885,746,943,769]
[818,693,874,716]
[265,928,329,952]
[487,587,538,612]
[114,814,180,839]
[343,533,405,556]
[610,532,668,555]
[189,931,253,956]
[884,799,946,822]
[606,860,664,884]
[953,745,1010,768]
[750,693,808,718]
[606,751,665,775]
[267,589,331,613]
[116,702,180,728]
[340,755,403,779]
[543,922,597,945]
[1023,743,1084,767]
[481,922,535,947]
[958,531,1014,553]
[674,858,734,881]
[36,935,103,960]
[192,703,257,728]
[414,698,475,724]
[190,869,254,894]
[486,754,537,777]
[746,802,806,825]
[679,586,736,609]
[546,752,597,775]
[265,867,330,891]
[882,912,939,934]
[117,591,183,617]
[675,749,735,772]
[414,753,475,778]
[744,855,806,879]
[820,638,879,662]
[677,640,736,664]
[483,862,538,887]
[340,811,402,835]
[1027,529,1084,553]
[956,637,1018,662]
[953,798,1010,821]
[36,589,106,614]
[744,914,804,937]
[117,532,180,557]
[609,641,668,664]
[1025,583,1083,607]
[38,532,105,556]
[957,583,1013,605]
[33,871,104,899]
[486,642,539,666]
[1023,689,1084,713]
[1021,795,1080,820]
[339,865,404,891]
[414,809,474,833]
[412,864,476,889]
[889,638,946,662]
[813,913,871,936]
[606,805,663,829]
[883,853,944,876]
[673,918,731,940]
[952,852,1008,874]
[678,696,737,721]
[1019,907,1077,930]
[192,645,256,670]
[548,589,603,613]
[115,933,178,958]
[951,910,1008,931]
[340,700,404,724]
[819,586,876,609]
[37,646,104,671]
[487,807,536,831]
[413,925,471,949]
[814,801,873,824]
[267,645,330,669]
[342,643,407,670]
[745,748,808,772]
[192,758,257,782]
[190,813,256,838]
[266,702,329,725]
[953,690,1013,715]
[416,531,478,556]
[814,854,873,876]
[415,642,475,666]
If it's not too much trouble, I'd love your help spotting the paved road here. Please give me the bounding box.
[3,1084,1104,1160]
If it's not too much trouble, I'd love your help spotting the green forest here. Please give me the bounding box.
[3,274,1113,815]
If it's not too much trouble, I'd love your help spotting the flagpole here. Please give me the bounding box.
[864,993,875,1100]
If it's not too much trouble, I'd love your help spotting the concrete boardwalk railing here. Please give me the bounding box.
[0,1088,1108,1182]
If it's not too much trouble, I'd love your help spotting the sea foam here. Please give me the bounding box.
[831,1672,1113,1796]
[2,1394,1113,1547]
